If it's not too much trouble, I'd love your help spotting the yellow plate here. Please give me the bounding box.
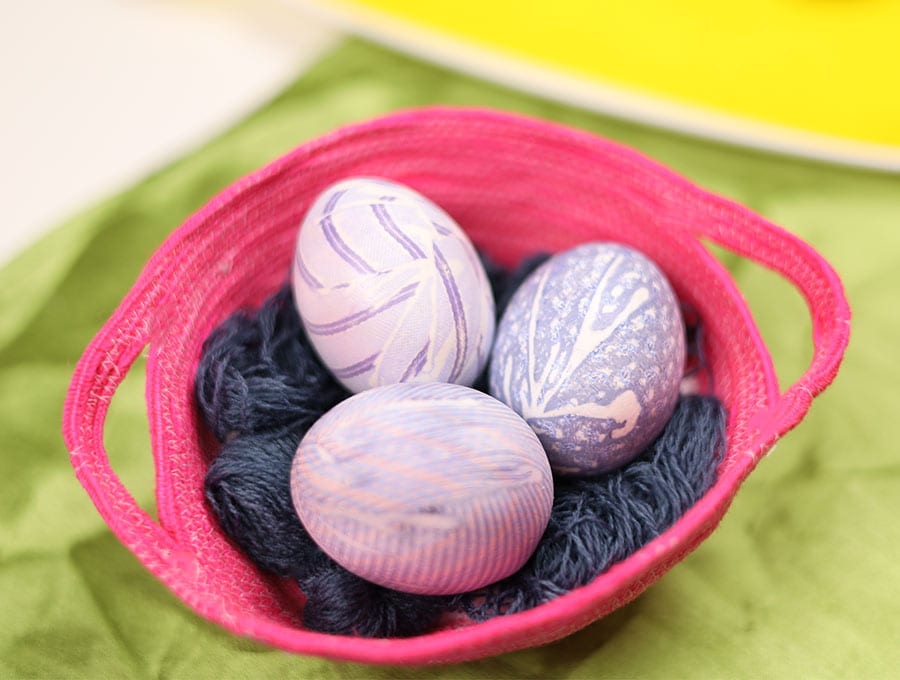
[297,0,900,170]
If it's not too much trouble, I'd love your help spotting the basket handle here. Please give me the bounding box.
[62,269,190,580]
[692,196,851,446]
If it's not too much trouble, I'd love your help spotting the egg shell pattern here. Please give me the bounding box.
[489,243,686,475]
[291,177,495,393]
[290,382,554,595]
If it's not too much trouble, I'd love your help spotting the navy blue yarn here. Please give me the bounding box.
[300,567,447,638]
[204,428,445,637]
[479,251,550,319]
[204,431,329,580]
[681,301,715,393]
[450,394,726,619]
[199,253,725,638]
[195,285,349,443]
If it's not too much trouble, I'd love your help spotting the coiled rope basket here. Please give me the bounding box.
[63,107,850,665]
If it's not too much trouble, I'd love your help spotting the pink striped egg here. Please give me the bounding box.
[291,177,495,393]
[290,382,554,595]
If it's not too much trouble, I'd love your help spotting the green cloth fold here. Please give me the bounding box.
[1,39,897,678]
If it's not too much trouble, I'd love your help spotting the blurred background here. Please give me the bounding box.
[6,0,899,264]
[1,0,336,265]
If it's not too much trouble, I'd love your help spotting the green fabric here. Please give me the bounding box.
[1,39,897,678]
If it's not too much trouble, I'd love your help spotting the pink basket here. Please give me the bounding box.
[63,107,850,665]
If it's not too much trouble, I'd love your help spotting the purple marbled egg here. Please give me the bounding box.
[290,382,553,595]
[291,177,495,393]
[489,243,686,476]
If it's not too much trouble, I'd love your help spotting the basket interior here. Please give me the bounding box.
[142,112,774,638]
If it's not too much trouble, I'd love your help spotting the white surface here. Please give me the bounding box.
[294,0,900,173]
[0,0,337,265]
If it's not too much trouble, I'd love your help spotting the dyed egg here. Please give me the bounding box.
[489,243,686,475]
[290,382,554,595]
[291,177,495,393]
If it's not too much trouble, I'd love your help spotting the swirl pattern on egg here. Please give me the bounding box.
[489,243,686,475]
[290,382,554,595]
[292,177,495,393]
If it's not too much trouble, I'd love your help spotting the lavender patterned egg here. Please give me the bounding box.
[489,243,686,476]
[291,177,495,393]
[290,382,554,595]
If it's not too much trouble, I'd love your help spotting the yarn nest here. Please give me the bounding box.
[196,254,726,638]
